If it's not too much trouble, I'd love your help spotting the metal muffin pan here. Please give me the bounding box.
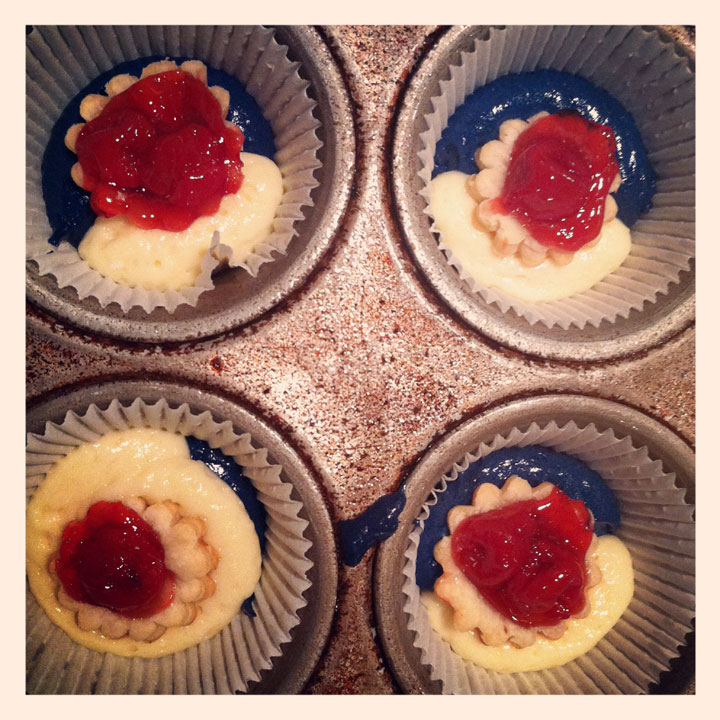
[390,25,695,362]
[26,26,695,694]
[374,394,695,694]
[26,379,338,694]
[26,25,355,344]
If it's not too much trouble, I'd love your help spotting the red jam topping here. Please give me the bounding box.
[75,70,244,232]
[493,112,620,252]
[450,486,594,627]
[55,501,175,619]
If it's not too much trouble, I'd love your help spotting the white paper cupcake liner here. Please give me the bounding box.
[26,397,314,694]
[401,419,695,694]
[419,25,694,330]
[27,25,322,314]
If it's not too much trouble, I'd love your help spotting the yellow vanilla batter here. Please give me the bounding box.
[422,534,634,673]
[78,152,283,291]
[429,171,632,303]
[26,428,262,658]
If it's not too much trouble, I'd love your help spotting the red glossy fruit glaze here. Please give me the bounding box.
[493,112,619,252]
[450,486,594,627]
[55,501,175,619]
[75,70,244,232]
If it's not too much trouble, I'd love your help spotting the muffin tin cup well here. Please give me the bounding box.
[26,380,338,694]
[26,25,355,343]
[374,395,694,694]
[391,26,695,362]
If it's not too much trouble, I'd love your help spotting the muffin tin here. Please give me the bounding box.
[26,25,695,694]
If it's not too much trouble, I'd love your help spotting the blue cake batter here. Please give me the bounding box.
[338,489,406,568]
[42,56,276,248]
[432,69,655,228]
[185,437,267,617]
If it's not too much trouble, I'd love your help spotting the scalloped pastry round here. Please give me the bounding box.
[429,170,631,303]
[65,59,283,292]
[425,475,634,672]
[432,476,601,648]
[467,112,622,268]
[423,535,633,673]
[51,496,220,643]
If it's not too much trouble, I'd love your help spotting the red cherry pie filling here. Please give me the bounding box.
[450,486,594,628]
[55,501,176,619]
[69,67,245,232]
[433,476,601,648]
[468,111,623,267]
[49,497,219,643]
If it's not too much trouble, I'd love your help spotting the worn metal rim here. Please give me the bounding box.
[374,394,695,694]
[26,25,355,345]
[390,25,695,363]
[26,379,339,694]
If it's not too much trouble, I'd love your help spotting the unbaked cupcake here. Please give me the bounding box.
[26,397,314,693]
[27,27,322,313]
[401,419,695,693]
[419,26,694,330]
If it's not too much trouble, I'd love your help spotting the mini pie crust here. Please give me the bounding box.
[59,58,285,295]
[50,497,219,643]
[433,475,601,649]
[467,112,622,268]
[65,59,233,190]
